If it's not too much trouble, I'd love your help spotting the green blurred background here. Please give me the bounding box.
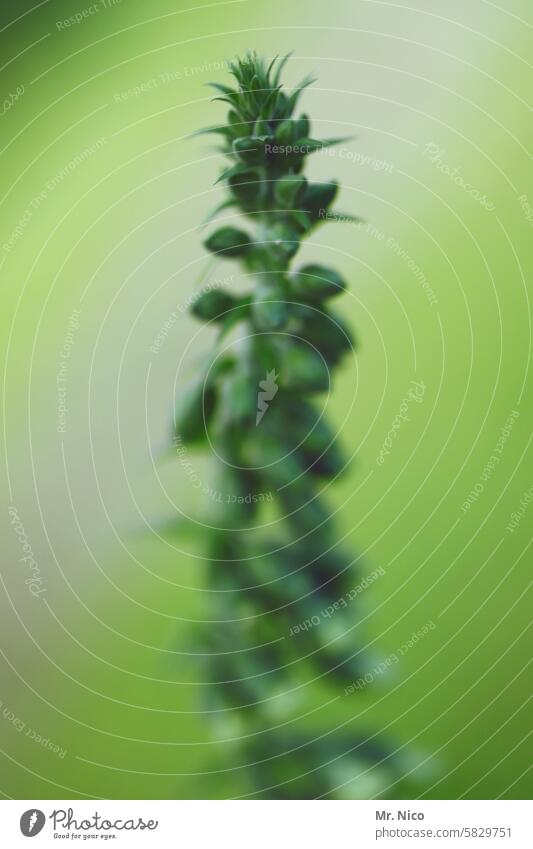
[1,0,531,799]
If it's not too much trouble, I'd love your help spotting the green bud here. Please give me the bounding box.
[232,136,265,164]
[297,307,354,365]
[280,342,329,392]
[228,169,261,209]
[303,181,339,221]
[272,90,290,118]
[227,109,248,137]
[295,113,310,138]
[288,209,313,233]
[204,226,251,257]
[253,117,271,137]
[301,441,345,478]
[190,289,242,322]
[289,264,346,300]
[275,118,295,143]
[174,376,216,444]
[274,175,307,208]
[268,221,301,259]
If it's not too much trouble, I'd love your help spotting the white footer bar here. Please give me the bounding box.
[1,799,529,847]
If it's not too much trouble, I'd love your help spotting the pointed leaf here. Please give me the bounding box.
[212,96,245,118]
[266,54,279,80]
[188,124,232,139]
[260,84,282,118]
[296,135,355,153]
[215,161,255,185]
[287,74,316,113]
[202,198,238,227]
[207,82,238,97]
[272,51,293,87]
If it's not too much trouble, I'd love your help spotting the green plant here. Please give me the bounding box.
[174,52,400,798]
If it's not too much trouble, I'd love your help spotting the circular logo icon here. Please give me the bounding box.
[20,809,46,837]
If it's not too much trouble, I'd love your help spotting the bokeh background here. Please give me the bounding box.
[1,0,531,799]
